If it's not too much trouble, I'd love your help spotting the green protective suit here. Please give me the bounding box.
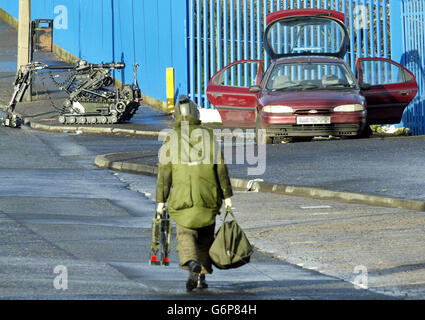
[156,117,233,228]
[156,116,233,273]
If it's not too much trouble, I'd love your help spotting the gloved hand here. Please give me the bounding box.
[156,202,165,215]
[224,198,232,210]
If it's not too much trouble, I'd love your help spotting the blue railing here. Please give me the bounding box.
[188,0,392,109]
[400,0,425,136]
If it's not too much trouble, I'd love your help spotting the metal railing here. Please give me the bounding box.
[401,0,425,135]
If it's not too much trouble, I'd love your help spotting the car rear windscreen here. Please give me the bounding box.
[266,17,347,57]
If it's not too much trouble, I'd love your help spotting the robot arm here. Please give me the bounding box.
[1,62,48,128]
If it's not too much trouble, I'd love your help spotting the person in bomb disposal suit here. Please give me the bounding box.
[156,95,233,292]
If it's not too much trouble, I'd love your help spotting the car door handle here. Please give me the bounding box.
[212,93,223,98]
[400,90,411,95]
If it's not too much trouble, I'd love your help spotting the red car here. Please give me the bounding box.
[207,9,418,143]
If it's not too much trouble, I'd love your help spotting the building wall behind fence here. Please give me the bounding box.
[189,0,392,109]
[0,0,188,106]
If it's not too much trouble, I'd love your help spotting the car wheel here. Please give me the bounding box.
[354,119,372,139]
[358,125,372,138]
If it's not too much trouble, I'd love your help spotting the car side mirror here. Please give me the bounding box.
[360,83,371,91]
[249,85,261,93]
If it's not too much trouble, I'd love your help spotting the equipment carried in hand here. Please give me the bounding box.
[149,209,172,266]
[209,208,253,269]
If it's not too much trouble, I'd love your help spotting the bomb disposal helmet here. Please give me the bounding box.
[174,95,200,121]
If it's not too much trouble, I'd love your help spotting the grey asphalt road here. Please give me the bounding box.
[0,125,390,300]
[220,134,425,201]
[84,130,425,203]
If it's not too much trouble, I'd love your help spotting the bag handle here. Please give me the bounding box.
[223,207,236,222]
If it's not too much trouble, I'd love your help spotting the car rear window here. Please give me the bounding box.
[266,17,347,57]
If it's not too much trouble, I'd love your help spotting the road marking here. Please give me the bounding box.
[290,241,318,245]
[300,205,332,209]
[312,212,330,216]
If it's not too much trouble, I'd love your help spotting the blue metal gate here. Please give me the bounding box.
[400,0,425,136]
[188,0,392,109]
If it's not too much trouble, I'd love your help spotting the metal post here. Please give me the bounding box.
[389,0,404,127]
[166,67,175,113]
[17,0,31,101]
[389,0,403,64]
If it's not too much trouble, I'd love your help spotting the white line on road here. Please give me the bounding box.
[300,205,332,209]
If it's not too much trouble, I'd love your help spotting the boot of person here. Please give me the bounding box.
[197,274,208,289]
[186,260,202,292]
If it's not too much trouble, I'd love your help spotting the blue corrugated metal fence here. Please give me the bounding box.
[400,0,425,136]
[188,0,392,109]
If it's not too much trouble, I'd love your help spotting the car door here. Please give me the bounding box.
[206,60,263,127]
[357,58,418,125]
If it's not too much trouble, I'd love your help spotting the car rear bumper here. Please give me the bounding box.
[266,124,361,137]
[260,112,366,137]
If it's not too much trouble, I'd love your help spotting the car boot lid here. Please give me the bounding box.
[264,9,349,60]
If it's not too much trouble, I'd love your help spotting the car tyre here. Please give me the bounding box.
[354,119,373,139]
[358,124,372,138]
